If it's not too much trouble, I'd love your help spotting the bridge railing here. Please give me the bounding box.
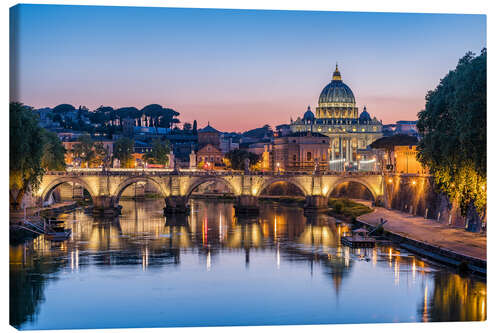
[46,168,384,177]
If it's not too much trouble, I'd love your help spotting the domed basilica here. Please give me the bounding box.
[290,65,383,171]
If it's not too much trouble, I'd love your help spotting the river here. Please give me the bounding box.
[10,199,486,330]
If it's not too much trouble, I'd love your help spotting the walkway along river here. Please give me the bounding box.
[10,199,486,330]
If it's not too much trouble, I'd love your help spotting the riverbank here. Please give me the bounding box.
[10,201,80,243]
[10,201,79,224]
[356,202,486,275]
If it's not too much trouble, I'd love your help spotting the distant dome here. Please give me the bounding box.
[318,64,356,107]
[359,106,371,122]
[303,106,315,122]
[199,122,219,133]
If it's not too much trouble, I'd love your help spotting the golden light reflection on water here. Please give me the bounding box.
[10,199,486,327]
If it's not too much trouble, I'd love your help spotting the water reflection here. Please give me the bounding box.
[10,199,486,329]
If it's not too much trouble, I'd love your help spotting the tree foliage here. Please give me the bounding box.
[224,149,260,170]
[114,137,135,167]
[41,129,66,171]
[71,134,95,168]
[10,102,46,208]
[242,125,273,139]
[143,139,171,165]
[53,103,75,113]
[93,142,111,168]
[417,49,486,216]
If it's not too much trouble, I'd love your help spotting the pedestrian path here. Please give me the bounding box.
[357,203,486,261]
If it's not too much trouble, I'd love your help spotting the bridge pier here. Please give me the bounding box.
[92,196,121,216]
[164,196,189,215]
[234,195,260,216]
[304,195,329,213]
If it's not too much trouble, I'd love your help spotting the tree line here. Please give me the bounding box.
[45,103,185,137]
[417,48,486,220]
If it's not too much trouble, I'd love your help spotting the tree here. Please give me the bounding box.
[142,104,180,129]
[417,49,486,217]
[53,103,75,114]
[141,104,163,128]
[242,125,273,139]
[183,122,192,131]
[93,142,110,167]
[41,130,67,171]
[115,107,140,128]
[10,102,46,209]
[114,137,135,168]
[143,139,171,165]
[193,120,198,134]
[71,134,95,168]
[224,149,260,170]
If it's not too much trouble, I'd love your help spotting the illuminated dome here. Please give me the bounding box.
[318,64,356,107]
[316,64,358,119]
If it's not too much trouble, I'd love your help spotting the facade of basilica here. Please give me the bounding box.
[290,65,383,171]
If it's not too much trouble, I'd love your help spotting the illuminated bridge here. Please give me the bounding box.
[37,168,386,215]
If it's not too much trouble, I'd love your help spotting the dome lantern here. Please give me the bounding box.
[332,63,342,81]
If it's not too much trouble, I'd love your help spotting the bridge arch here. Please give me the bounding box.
[326,177,378,201]
[185,177,238,198]
[256,177,309,197]
[41,177,97,203]
[112,177,167,204]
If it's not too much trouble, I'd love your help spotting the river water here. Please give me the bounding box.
[10,199,486,330]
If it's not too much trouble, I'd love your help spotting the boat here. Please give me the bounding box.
[45,226,72,241]
[43,219,72,241]
[341,227,376,248]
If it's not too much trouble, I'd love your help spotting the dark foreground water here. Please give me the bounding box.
[10,199,486,330]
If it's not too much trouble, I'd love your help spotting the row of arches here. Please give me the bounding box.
[41,176,377,206]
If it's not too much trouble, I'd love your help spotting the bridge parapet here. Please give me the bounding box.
[39,169,390,216]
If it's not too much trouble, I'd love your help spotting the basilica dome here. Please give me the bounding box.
[318,65,356,108]
[303,106,315,122]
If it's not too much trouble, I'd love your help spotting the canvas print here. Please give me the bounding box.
[9,4,486,330]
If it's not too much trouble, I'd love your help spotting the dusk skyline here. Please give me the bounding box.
[10,4,485,132]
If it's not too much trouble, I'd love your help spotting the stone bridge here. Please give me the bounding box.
[37,168,385,215]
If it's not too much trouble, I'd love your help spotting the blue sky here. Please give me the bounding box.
[10,4,486,131]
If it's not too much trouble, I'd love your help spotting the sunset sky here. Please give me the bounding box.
[10,4,485,132]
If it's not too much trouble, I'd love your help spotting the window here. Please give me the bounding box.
[293,154,297,161]
[307,152,312,161]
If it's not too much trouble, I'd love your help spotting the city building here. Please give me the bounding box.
[395,120,418,136]
[275,124,292,137]
[383,121,419,137]
[219,133,240,154]
[198,123,221,147]
[272,131,330,172]
[394,145,427,174]
[61,135,113,167]
[196,144,224,168]
[290,65,383,171]
[196,123,224,169]
[368,134,425,173]
[382,124,397,136]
